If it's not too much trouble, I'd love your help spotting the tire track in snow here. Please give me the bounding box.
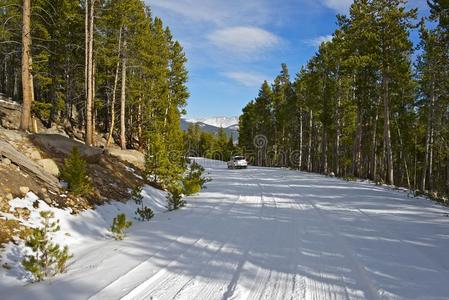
[288,183,381,300]
[116,188,251,300]
[88,193,243,300]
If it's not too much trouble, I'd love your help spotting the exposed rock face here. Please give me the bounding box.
[106,148,145,170]
[0,140,61,193]
[0,96,21,130]
[1,158,11,165]
[29,150,42,160]
[31,134,103,163]
[37,159,60,177]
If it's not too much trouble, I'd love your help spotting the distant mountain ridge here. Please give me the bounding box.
[181,116,239,142]
[185,117,239,129]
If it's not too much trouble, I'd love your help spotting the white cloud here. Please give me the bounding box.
[323,0,353,13]
[305,34,333,47]
[149,0,274,26]
[223,72,267,87]
[208,27,281,56]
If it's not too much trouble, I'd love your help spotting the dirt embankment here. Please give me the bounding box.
[0,98,149,248]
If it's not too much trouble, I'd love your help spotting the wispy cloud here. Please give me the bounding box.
[304,34,333,47]
[223,71,267,87]
[322,0,353,13]
[208,27,281,57]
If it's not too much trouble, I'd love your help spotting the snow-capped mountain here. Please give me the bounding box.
[181,116,239,142]
[185,117,239,129]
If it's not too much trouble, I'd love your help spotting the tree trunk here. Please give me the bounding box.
[307,110,313,172]
[383,75,394,185]
[352,105,362,177]
[396,119,411,189]
[421,81,435,192]
[370,97,380,180]
[92,59,96,138]
[322,125,328,174]
[85,0,95,146]
[138,99,142,147]
[20,0,33,131]
[298,106,303,170]
[446,155,449,195]
[120,28,128,150]
[106,27,123,147]
[334,89,341,176]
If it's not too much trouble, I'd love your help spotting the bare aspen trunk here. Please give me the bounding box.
[120,27,128,150]
[383,75,394,185]
[20,0,33,131]
[106,27,123,147]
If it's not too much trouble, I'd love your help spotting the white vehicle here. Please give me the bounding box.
[227,156,248,169]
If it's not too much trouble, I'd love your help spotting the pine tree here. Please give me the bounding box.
[22,211,72,281]
[61,147,92,196]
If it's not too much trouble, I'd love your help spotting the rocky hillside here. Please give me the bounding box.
[0,99,149,249]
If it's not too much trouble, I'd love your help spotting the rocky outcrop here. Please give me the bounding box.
[0,140,60,193]
[31,134,103,163]
[37,159,60,176]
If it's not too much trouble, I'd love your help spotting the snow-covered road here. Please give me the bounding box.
[4,159,449,299]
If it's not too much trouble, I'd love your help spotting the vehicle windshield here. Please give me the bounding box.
[234,156,245,161]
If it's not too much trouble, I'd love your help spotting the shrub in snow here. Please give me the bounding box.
[131,185,143,205]
[182,162,211,196]
[167,184,185,211]
[131,185,154,221]
[111,213,132,240]
[135,206,154,221]
[61,147,92,196]
[22,211,72,282]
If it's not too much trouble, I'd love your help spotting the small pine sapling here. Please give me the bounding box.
[183,162,211,195]
[131,185,143,206]
[22,211,73,282]
[111,213,132,240]
[136,206,154,221]
[61,147,92,196]
[132,186,154,221]
[167,184,185,211]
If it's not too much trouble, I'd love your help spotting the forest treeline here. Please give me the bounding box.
[0,0,189,185]
[239,0,449,198]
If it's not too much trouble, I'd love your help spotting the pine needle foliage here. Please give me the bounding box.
[111,213,132,240]
[61,147,92,196]
[167,184,185,211]
[132,185,154,221]
[183,162,211,195]
[22,211,72,282]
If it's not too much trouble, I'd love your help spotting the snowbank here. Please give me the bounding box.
[0,184,168,287]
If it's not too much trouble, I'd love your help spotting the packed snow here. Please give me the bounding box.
[1,158,449,299]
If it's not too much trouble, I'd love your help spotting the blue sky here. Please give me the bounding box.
[147,0,429,118]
